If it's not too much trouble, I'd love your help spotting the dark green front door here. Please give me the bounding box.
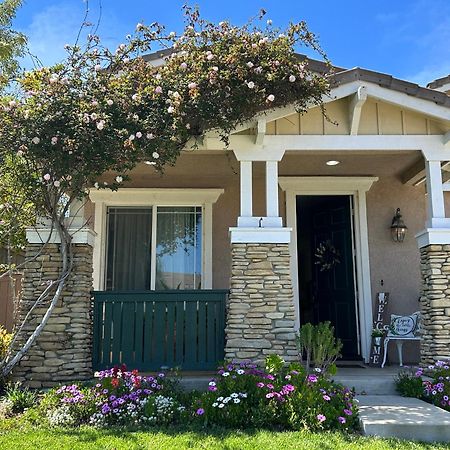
[297,195,359,359]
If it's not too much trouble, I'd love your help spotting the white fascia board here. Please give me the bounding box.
[230,134,444,152]
[278,176,378,193]
[89,188,224,205]
[363,83,450,122]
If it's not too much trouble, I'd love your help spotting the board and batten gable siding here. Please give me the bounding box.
[265,99,447,136]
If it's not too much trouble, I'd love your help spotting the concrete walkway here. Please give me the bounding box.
[358,395,450,443]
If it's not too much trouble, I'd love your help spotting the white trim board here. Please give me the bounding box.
[278,176,378,363]
[89,188,224,290]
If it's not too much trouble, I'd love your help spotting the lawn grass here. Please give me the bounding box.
[0,420,449,450]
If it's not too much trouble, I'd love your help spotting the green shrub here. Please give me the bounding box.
[395,370,424,398]
[296,322,342,373]
[4,383,38,414]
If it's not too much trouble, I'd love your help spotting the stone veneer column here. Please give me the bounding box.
[419,244,450,365]
[13,242,94,388]
[225,242,298,364]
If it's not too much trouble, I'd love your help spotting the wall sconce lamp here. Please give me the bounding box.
[390,208,408,243]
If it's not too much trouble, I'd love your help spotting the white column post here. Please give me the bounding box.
[266,160,279,218]
[425,160,446,228]
[240,160,253,218]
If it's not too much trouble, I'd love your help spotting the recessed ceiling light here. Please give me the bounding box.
[326,160,340,166]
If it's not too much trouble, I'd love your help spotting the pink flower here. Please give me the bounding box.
[308,375,318,383]
[207,54,214,61]
[317,414,326,423]
[155,86,163,94]
[267,384,274,390]
[180,62,188,70]
[97,121,105,130]
[323,395,331,401]
[256,382,265,388]
[53,180,61,188]
[188,82,197,90]
[136,132,142,138]
[106,99,113,106]
[51,136,58,145]
[43,173,51,181]
[338,416,346,424]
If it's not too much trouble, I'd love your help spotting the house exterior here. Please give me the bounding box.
[13,54,450,387]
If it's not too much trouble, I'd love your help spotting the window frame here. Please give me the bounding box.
[89,188,224,291]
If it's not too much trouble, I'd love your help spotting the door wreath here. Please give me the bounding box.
[314,240,340,272]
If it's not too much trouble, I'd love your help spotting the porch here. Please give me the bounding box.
[14,75,450,385]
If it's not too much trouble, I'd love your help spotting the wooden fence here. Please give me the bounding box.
[0,274,21,331]
[92,290,228,371]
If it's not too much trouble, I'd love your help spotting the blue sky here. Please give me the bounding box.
[12,0,450,86]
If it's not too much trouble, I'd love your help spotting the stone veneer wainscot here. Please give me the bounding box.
[13,243,93,388]
[225,242,298,364]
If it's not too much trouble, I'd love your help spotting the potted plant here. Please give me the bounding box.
[372,328,385,346]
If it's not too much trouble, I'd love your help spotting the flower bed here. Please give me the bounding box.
[195,361,357,431]
[395,360,450,411]
[0,358,359,432]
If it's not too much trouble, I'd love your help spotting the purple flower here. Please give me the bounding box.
[338,416,346,424]
[344,409,353,416]
[196,408,205,416]
[267,384,274,390]
[257,382,265,388]
[208,386,218,392]
[323,395,331,401]
[283,384,295,392]
[101,404,110,415]
[308,375,318,383]
[267,375,275,381]
[317,414,326,423]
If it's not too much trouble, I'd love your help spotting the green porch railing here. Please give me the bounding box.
[92,290,228,371]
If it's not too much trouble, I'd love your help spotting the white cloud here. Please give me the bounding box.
[19,1,128,69]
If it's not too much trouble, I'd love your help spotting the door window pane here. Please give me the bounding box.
[106,207,152,290]
[155,207,202,290]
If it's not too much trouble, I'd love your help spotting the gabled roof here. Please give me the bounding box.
[427,75,450,92]
[141,49,450,109]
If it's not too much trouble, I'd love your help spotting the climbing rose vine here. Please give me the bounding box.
[0,6,330,213]
[0,6,331,376]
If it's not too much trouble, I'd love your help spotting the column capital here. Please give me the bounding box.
[233,148,285,162]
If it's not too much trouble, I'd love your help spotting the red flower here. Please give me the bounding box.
[111,378,119,388]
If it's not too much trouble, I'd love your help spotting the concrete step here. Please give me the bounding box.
[333,373,397,395]
[357,395,450,443]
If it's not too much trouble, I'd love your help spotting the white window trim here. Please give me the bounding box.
[278,176,378,363]
[89,188,224,291]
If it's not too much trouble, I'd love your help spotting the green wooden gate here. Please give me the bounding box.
[92,290,227,371]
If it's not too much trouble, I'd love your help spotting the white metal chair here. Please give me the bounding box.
[381,311,421,368]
